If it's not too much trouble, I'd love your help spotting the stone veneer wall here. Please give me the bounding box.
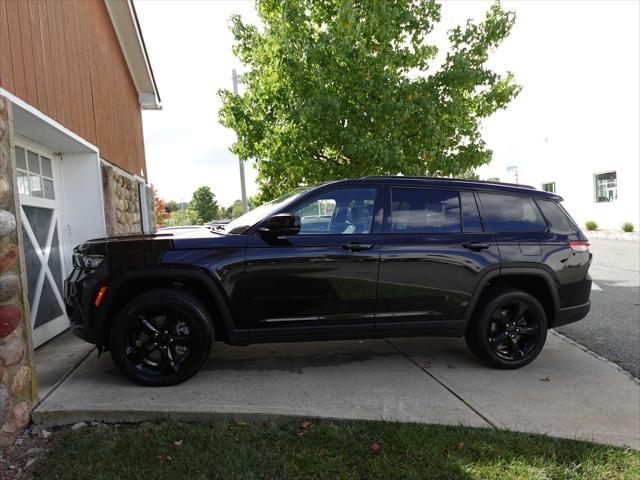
[101,163,143,236]
[0,96,37,456]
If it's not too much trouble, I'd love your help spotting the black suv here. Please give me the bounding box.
[65,177,592,386]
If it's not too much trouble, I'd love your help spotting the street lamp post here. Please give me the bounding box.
[232,69,248,214]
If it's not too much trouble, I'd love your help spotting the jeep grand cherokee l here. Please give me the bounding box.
[65,177,592,386]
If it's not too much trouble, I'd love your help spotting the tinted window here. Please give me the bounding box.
[536,199,577,234]
[292,188,376,235]
[479,193,547,232]
[460,191,483,232]
[389,188,460,233]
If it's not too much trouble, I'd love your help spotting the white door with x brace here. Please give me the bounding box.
[14,139,69,348]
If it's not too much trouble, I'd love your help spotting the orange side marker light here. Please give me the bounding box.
[94,286,108,307]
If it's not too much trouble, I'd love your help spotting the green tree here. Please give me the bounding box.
[163,208,199,227]
[165,200,179,213]
[459,170,480,181]
[190,186,219,224]
[230,200,245,219]
[219,0,520,201]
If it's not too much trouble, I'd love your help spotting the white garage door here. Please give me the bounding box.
[15,140,69,348]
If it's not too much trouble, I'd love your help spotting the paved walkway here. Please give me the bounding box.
[33,332,640,449]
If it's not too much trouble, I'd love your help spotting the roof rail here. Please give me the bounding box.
[360,175,536,190]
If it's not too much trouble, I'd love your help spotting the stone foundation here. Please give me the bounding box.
[101,163,143,236]
[0,96,37,456]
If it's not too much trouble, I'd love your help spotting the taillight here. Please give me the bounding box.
[568,241,590,252]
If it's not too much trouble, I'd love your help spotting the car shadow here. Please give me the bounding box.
[201,345,398,374]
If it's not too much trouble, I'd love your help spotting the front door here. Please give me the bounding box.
[243,186,383,338]
[14,140,68,347]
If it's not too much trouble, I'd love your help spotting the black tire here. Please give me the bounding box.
[465,287,548,369]
[109,289,213,386]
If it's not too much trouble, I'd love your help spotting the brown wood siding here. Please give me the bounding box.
[0,0,146,178]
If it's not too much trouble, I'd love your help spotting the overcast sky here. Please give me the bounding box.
[135,0,639,206]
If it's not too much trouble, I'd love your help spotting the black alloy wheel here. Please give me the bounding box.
[465,287,548,369]
[487,301,543,361]
[110,289,213,386]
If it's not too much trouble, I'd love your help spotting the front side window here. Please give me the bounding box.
[388,188,461,234]
[595,172,617,203]
[542,182,556,193]
[479,193,547,233]
[292,188,376,235]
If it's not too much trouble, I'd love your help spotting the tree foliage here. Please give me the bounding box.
[190,186,219,224]
[165,200,179,213]
[219,0,520,201]
[152,185,170,227]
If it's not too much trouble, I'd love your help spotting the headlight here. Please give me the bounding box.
[73,253,105,270]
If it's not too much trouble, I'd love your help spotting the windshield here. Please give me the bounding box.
[223,186,315,234]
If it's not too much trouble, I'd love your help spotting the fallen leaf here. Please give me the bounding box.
[233,418,248,427]
[300,420,312,430]
[444,449,451,459]
[457,442,464,450]
[540,376,551,382]
[296,431,305,438]
[170,440,183,449]
[156,454,173,462]
[370,442,381,453]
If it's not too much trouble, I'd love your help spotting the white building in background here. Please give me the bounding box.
[504,144,639,232]
[438,0,640,231]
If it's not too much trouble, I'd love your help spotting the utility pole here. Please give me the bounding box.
[232,69,248,214]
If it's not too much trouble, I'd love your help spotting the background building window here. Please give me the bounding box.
[595,172,617,203]
[542,182,556,193]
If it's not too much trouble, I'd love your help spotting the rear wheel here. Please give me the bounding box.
[465,287,547,369]
[109,289,213,386]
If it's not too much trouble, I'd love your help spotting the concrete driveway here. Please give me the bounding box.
[33,331,640,449]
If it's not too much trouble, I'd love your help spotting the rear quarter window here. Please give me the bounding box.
[479,193,547,233]
[535,199,578,234]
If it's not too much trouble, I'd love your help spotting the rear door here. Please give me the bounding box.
[375,187,500,333]
[242,186,383,337]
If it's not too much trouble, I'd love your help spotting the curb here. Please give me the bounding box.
[551,330,640,385]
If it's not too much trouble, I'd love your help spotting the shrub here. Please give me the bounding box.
[585,220,598,231]
[622,222,635,233]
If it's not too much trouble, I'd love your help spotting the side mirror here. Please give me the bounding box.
[259,213,301,236]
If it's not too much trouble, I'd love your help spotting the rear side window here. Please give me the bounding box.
[389,188,460,233]
[479,193,547,233]
[460,191,483,232]
[536,199,577,234]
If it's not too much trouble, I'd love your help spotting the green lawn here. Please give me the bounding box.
[36,420,639,480]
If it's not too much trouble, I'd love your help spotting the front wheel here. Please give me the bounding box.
[109,289,213,386]
[465,287,548,369]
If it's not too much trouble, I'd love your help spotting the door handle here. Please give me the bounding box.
[342,242,374,252]
[462,241,491,251]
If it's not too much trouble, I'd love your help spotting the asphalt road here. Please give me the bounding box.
[556,238,640,378]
